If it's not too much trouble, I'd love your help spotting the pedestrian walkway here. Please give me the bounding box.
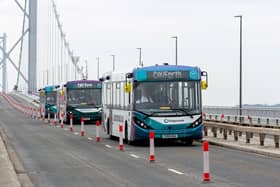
[204,128,280,158]
[0,131,20,187]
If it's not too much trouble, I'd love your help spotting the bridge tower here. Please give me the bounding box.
[1,33,7,93]
[28,0,37,93]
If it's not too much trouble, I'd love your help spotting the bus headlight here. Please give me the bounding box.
[191,117,202,128]
[133,117,152,129]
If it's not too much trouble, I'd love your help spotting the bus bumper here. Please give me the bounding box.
[71,113,102,124]
[133,124,203,141]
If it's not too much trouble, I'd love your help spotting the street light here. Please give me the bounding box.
[84,60,88,80]
[96,57,100,79]
[136,48,143,67]
[110,54,115,71]
[234,15,243,119]
[170,36,178,65]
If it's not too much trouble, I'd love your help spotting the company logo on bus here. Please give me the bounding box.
[163,119,185,123]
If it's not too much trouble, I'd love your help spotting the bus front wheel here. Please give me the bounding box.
[124,122,132,145]
[66,114,70,125]
[183,138,193,146]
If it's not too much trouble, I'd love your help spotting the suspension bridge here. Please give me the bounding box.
[1,0,84,94]
[0,1,280,187]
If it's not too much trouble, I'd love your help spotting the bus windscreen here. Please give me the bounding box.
[46,91,57,105]
[134,81,201,115]
[67,89,101,106]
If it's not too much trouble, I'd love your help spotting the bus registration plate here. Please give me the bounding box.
[162,134,178,139]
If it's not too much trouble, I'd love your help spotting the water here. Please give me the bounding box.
[203,106,280,118]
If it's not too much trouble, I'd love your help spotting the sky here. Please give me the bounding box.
[0,0,280,106]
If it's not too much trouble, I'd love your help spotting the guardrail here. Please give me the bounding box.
[203,106,280,118]
[203,113,280,128]
[204,121,280,148]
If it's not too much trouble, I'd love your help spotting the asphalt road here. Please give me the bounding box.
[1,95,280,187]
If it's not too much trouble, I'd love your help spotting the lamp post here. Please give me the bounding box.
[234,15,243,119]
[84,60,88,80]
[96,57,100,79]
[110,54,115,71]
[170,36,178,65]
[136,48,143,67]
[46,70,49,85]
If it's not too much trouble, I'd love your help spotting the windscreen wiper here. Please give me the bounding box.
[170,108,188,115]
[171,108,196,118]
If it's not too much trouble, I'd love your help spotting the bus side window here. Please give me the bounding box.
[112,82,116,108]
[120,82,125,109]
[106,83,111,107]
[116,82,121,109]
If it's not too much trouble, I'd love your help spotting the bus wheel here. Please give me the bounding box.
[124,122,132,145]
[124,122,128,144]
[106,119,110,135]
[184,139,193,146]
[66,115,70,125]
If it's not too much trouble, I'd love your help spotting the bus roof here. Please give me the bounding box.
[66,80,102,89]
[66,80,100,84]
[134,65,199,72]
[44,85,59,92]
[133,64,201,82]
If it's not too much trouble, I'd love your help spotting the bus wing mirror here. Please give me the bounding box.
[124,83,131,93]
[201,71,208,90]
[201,81,208,90]
[60,89,65,95]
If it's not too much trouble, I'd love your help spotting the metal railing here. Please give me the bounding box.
[203,113,279,128]
[203,106,280,118]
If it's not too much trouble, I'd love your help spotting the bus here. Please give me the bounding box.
[58,80,102,124]
[39,85,60,118]
[101,64,208,144]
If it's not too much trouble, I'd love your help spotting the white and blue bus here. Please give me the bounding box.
[58,80,102,124]
[101,64,208,144]
[39,85,60,118]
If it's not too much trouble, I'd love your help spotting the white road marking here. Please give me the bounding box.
[74,132,79,135]
[105,144,112,148]
[88,137,93,140]
[64,128,68,131]
[168,168,184,175]
[130,154,140,159]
